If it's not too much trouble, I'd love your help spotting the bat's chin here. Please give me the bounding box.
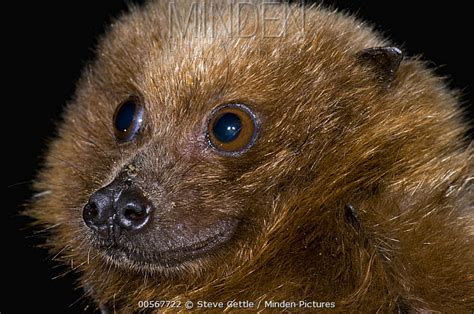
[94,218,239,270]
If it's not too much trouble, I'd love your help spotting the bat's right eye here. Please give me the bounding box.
[113,97,144,142]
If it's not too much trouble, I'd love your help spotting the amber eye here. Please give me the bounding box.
[113,97,144,142]
[207,104,259,155]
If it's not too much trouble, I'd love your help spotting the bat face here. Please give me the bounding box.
[78,97,263,270]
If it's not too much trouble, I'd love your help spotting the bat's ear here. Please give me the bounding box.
[356,46,403,87]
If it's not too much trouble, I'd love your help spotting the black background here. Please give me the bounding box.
[5,1,473,313]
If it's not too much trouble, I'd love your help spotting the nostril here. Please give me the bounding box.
[124,206,146,221]
[117,201,152,231]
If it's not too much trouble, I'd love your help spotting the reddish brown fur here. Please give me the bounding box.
[28,1,473,312]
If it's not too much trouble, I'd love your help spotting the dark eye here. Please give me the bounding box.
[113,97,144,142]
[207,104,259,155]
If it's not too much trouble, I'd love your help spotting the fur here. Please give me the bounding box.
[28,0,473,312]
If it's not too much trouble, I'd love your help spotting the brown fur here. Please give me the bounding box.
[28,1,473,312]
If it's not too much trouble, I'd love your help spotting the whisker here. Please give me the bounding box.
[7,180,33,188]
[32,223,62,235]
[51,243,72,262]
[32,190,52,199]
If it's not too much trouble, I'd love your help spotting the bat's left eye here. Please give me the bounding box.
[113,97,144,142]
[207,103,259,155]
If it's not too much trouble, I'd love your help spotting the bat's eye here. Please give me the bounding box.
[207,104,259,155]
[113,97,143,142]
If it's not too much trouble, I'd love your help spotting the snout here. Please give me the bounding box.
[83,179,154,240]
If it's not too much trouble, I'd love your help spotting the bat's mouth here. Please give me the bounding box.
[95,218,239,269]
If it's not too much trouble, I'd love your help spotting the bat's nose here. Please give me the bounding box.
[83,182,154,238]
